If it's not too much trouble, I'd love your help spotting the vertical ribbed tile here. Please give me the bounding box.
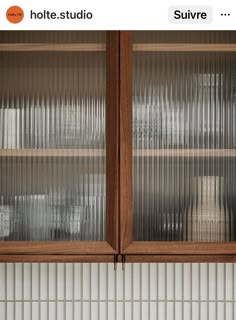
[133,264,141,301]
[99,302,106,320]
[200,264,208,301]
[157,264,165,300]
[57,264,64,301]
[57,302,64,320]
[108,302,115,320]
[192,302,199,320]
[66,302,73,319]
[209,264,216,300]
[22,302,30,320]
[175,302,182,320]
[32,302,39,320]
[133,302,141,320]
[217,264,224,300]
[82,264,90,301]
[7,264,14,300]
[107,264,114,301]
[49,302,55,320]
[183,302,191,320]
[201,302,207,320]
[191,264,199,301]
[184,264,191,300]
[48,264,56,300]
[41,302,47,320]
[0,302,5,319]
[149,264,157,301]
[167,264,174,301]
[142,302,149,319]
[124,264,132,301]
[141,264,149,300]
[175,264,182,301]
[125,302,132,320]
[150,302,157,320]
[65,264,73,301]
[226,303,233,319]
[74,302,81,319]
[225,264,233,301]
[32,264,39,300]
[0,264,5,300]
[15,264,22,300]
[116,302,123,320]
[209,302,216,319]
[158,302,165,320]
[74,264,81,300]
[7,302,14,320]
[116,263,123,301]
[24,264,31,301]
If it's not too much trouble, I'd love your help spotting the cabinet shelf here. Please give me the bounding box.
[133,149,236,157]
[0,149,105,157]
[0,43,106,52]
[133,43,236,52]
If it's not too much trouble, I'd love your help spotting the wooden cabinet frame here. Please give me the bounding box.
[119,31,236,262]
[0,31,119,261]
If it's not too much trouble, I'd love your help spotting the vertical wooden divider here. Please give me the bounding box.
[120,32,133,252]
[106,31,120,251]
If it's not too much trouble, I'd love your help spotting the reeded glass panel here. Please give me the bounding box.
[133,31,236,241]
[0,31,106,241]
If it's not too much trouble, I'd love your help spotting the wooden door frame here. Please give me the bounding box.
[0,31,119,260]
[119,31,236,259]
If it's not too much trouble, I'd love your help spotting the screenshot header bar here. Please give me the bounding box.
[0,0,235,30]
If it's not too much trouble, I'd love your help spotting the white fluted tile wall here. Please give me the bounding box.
[0,263,235,320]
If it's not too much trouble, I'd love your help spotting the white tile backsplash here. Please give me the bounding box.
[0,263,236,319]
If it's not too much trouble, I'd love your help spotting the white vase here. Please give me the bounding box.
[186,176,229,242]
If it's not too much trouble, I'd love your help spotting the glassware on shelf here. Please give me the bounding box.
[0,204,12,239]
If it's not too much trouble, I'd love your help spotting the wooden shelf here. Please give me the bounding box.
[133,149,236,157]
[0,43,106,52]
[133,43,236,52]
[0,149,105,157]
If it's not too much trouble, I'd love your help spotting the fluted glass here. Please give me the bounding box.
[132,31,236,241]
[0,31,106,241]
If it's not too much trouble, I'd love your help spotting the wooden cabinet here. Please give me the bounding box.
[120,31,236,262]
[0,31,236,262]
[0,31,119,262]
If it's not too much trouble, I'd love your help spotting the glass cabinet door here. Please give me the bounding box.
[120,31,236,257]
[0,31,119,257]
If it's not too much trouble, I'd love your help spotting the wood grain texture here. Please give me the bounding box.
[0,149,105,157]
[120,32,133,252]
[0,43,106,51]
[0,255,114,263]
[133,149,236,157]
[133,43,236,52]
[125,255,236,263]
[106,31,119,252]
[0,242,116,255]
[123,242,236,255]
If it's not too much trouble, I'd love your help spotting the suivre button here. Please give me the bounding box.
[168,6,213,24]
